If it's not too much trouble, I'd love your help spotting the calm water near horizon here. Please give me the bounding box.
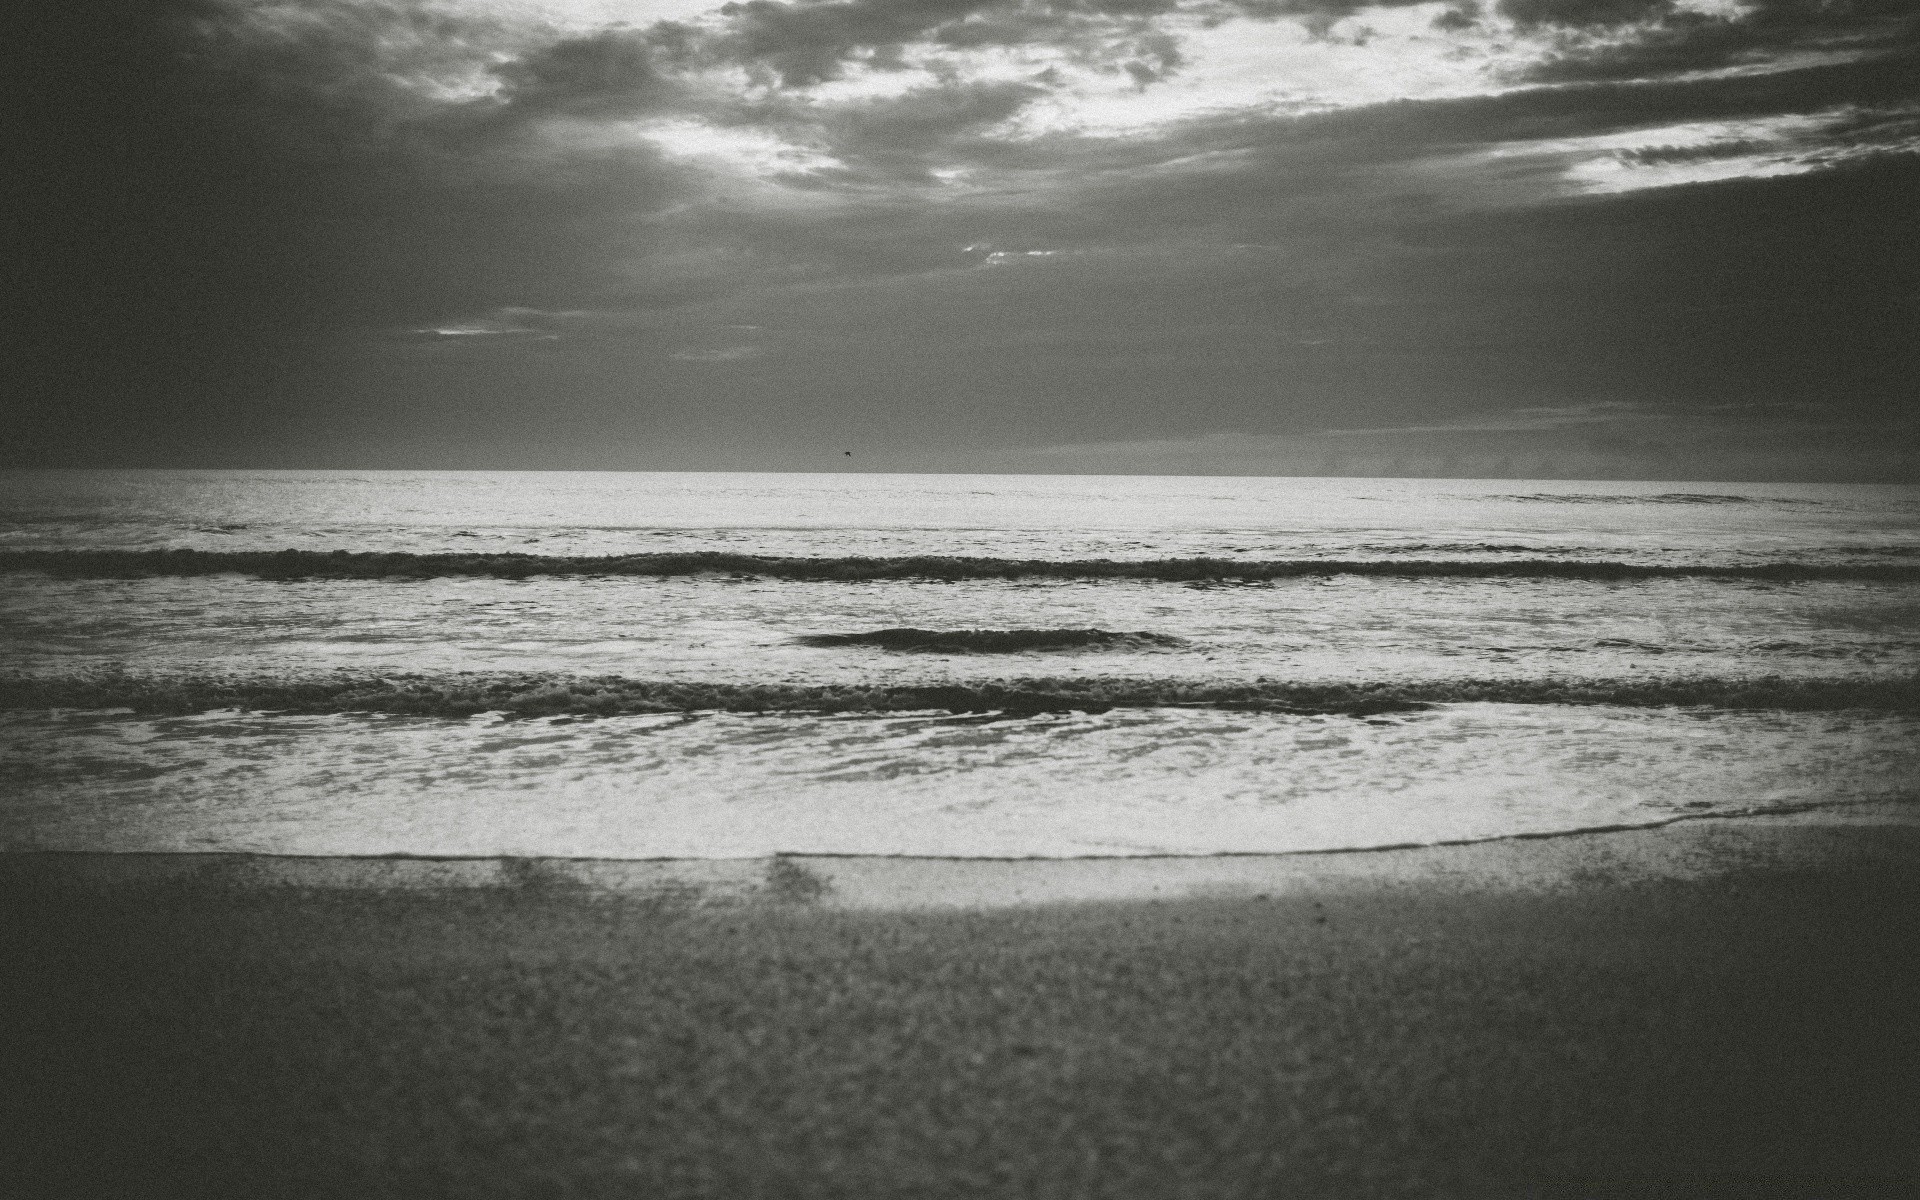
[3,470,1917,858]
[7,468,1918,563]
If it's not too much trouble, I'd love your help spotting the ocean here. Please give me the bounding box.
[3,469,1917,858]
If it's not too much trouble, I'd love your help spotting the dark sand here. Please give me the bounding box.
[7,807,1920,1199]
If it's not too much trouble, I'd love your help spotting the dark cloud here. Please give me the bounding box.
[713,0,985,85]
[1122,30,1185,82]
[585,0,1427,95]
[1496,0,1670,32]
[804,79,1052,177]
[1228,0,1430,20]
[573,72,1918,463]
[490,28,688,117]
[4,2,697,461]
[1521,0,1920,83]
[695,0,1201,87]
[1253,46,1920,160]
[1376,154,1920,415]
[535,141,1915,466]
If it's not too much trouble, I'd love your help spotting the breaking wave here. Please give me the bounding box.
[1490,493,1823,506]
[5,671,1915,718]
[5,549,1916,582]
[794,628,1188,653]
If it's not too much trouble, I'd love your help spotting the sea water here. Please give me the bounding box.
[3,470,1916,857]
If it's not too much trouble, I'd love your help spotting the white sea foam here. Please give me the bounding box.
[3,470,1916,858]
[4,705,1915,858]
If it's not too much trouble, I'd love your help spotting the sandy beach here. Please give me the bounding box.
[8,804,1919,1199]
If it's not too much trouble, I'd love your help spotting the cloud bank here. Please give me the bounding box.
[6,0,1916,478]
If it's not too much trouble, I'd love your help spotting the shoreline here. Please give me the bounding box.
[9,799,1917,906]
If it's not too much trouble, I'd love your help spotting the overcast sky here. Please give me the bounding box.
[8,0,1917,479]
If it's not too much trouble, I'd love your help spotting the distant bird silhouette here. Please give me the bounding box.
[844,450,852,456]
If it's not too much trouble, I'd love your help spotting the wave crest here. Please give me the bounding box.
[794,629,1188,653]
[1490,493,1821,506]
[5,672,1915,718]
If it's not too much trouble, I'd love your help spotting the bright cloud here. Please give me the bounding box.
[670,344,765,360]
[17,0,1915,477]
[1481,106,1920,195]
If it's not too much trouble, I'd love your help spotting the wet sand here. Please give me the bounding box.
[8,806,1920,1198]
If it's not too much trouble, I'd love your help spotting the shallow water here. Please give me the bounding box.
[2,470,1916,858]
[6,705,1915,858]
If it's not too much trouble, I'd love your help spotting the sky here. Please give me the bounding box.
[7,0,1918,480]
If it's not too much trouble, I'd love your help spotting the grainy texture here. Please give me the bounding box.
[7,831,1920,1198]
